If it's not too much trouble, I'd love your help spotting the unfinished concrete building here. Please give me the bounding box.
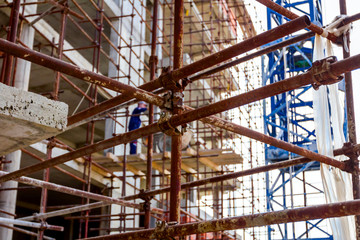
[0,0,359,239]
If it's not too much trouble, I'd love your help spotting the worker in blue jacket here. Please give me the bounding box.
[128,101,148,154]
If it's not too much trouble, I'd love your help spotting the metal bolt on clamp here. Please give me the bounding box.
[158,111,181,136]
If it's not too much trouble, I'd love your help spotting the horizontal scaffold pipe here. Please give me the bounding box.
[123,157,313,200]
[196,113,347,170]
[189,32,314,82]
[0,53,360,183]
[83,199,360,240]
[20,202,199,223]
[123,144,358,201]
[0,171,163,214]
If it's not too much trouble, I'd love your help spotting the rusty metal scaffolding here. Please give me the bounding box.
[0,0,359,239]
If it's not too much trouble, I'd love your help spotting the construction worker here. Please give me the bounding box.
[128,101,148,154]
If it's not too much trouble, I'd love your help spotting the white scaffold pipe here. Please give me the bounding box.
[19,201,108,221]
[0,217,64,231]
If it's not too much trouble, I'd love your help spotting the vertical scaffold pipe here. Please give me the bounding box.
[144,0,159,229]
[170,0,184,223]
[338,0,360,238]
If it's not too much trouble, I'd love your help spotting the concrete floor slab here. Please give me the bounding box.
[0,83,68,155]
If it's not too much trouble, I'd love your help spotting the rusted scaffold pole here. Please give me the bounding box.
[52,1,68,100]
[1,0,20,85]
[169,0,184,223]
[1,50,360,184]
[38,140,54,240]
[144,0,159,229]
[339,0,360,238]
[83,199,360,240]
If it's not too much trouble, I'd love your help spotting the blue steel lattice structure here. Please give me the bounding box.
[263,0,333,239]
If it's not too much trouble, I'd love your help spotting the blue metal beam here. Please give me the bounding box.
[264,1,331,239]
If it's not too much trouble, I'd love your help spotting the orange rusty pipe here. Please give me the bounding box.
[83,199,360,240]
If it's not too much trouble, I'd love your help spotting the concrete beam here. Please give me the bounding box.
[0,83,68,155]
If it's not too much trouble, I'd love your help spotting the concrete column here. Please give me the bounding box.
[0,1,37,239]
[0,151,22,239]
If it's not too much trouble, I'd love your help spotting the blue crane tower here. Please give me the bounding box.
[263,0,333,239]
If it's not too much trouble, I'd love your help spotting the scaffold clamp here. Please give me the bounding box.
[138,189,154,202]
[310,56,343,90]
[159,67,182,91]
